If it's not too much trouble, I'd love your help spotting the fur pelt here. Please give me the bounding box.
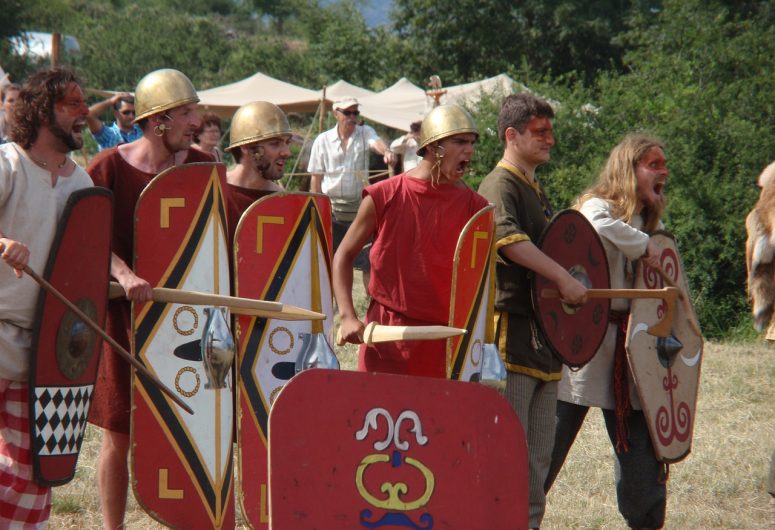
[746,161,775,331]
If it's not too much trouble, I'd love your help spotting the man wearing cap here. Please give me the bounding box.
[224,101,292,244]
[86,92,142,151]
[334,104,488,378]
[86,68,211,530]
[308,97,396,287]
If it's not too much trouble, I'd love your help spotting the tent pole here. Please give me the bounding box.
[285,104,320,190]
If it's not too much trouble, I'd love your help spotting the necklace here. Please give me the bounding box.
[28,151,68,169]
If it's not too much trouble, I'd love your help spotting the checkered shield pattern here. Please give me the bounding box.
[33,385,93,456]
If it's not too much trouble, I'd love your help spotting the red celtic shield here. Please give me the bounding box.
[233,192,334,529]
[269,370,528,529]
[28,187,112,486]
[626,231,703,463]
[533,209,611,367]
[131,163,235,529]
[447,205,495,381]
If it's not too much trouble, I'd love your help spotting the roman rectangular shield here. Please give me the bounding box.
[29,187,113,486]
[626,231,704,463]
[447,205,495,381]
[268,370,528,529]
[131,163,235,529]
[233,192,334,529]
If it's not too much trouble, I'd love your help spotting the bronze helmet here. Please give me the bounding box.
[226,101,292,152]
[133,68,199,123]
[417,104,478,156]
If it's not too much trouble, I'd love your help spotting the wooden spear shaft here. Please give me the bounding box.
[24,266,194,415]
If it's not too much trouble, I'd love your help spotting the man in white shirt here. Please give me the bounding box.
[308,97,395,254]
[0,67,93,529]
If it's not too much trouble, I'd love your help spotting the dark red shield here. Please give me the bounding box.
[234,192,334,529]
[532,209,610,367]
[28,187,113,486]
[269,370,528,529]
[131,163,235,529]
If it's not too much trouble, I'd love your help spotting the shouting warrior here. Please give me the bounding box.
[86,68,211,530]
[0,68,93,528]
[545,134,670,529]
[334,104,489,378]
[225,101,292,244]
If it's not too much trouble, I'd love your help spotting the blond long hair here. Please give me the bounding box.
[574,133,665,232]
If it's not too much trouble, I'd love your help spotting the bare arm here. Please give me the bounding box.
[86,92,129,134]
[370,138,396,166]
[310,173,323,193]
[332,196,377,343]
[500,240,587,304]
[110,252,153,303]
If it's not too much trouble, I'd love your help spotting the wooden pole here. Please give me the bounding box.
[51,33,61,67]
[109,282,325,322]
[23,266,194,414]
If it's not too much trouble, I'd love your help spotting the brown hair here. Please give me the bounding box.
[1,83,20,103]
[497,92,554,142]
[194,112,222,143]
[9,68,83,149]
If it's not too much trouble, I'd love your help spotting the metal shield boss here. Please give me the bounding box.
[233,192,335,530]
[29,187,113,486]
[626,231,704,463]
[131,163,235,529]
[533,209,611,367]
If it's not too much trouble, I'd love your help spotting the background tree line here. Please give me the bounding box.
[2,0,773,338]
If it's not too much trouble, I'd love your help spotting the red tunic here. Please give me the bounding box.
[86,148,213,433]
[359,174,489,378]
[225,183,274,248]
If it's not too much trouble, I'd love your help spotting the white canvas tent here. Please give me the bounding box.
[321,79,375,100]
[442,74,526,107]
[356,74,525,132]
[197,72,321,117]
[358,78,429,132]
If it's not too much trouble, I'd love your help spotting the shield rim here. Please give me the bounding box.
[27,186,113,486]
[531,209,611,367]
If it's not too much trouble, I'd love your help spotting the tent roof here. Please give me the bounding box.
[321,79,375,100]
[198,72,321,117]
[358,78,429,132]
[442,74,525,107]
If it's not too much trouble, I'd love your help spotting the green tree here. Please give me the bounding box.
[390,0,653,85]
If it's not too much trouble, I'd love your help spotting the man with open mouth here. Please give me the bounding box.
[0,67,94,529]
[334,104,489,378]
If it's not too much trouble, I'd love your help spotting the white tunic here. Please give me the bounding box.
[0,143,93,381]
[558,197,655,409]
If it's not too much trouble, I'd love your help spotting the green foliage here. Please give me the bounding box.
[390,0,654,86]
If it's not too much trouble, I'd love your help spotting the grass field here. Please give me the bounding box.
[47,274,774,528]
